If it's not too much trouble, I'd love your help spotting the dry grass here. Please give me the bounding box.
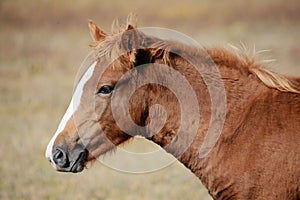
[0,0,299,199]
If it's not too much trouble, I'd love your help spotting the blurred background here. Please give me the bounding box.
[0,0,299,199]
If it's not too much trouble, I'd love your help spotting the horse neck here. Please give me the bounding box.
[145,51,268,176]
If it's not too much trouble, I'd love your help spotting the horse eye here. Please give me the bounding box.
[97,85,114,95]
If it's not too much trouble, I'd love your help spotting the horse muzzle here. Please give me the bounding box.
[47,144,88,173]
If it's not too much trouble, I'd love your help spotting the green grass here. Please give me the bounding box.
[0,0,299,199]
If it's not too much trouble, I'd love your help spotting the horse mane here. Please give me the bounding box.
[206,45,300,94]
[92,15,300,94]
[148,39,300,94]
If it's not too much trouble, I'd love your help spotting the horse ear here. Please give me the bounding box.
[124,24,138,51]
[122,24,151,65]
[88,20,107,46]
[127,24,135,31]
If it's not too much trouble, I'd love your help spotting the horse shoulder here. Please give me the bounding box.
[205,90,300,199]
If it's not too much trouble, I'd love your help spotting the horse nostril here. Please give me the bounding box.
[53,147,69,168]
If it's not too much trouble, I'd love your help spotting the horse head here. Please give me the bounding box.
[45,20,181,172]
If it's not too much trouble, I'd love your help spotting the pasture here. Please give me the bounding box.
[1,0,299,199]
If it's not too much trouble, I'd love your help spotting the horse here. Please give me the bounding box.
[45,17,300,199]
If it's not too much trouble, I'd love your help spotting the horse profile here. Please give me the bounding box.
[45,17,300,199]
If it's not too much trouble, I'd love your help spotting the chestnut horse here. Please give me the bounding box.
[46,18,300,199]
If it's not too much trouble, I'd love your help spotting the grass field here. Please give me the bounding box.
[1,0,300,199]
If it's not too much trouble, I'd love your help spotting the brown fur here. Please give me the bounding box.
[89,20,300,199]
[94,21,300,199]
[52,18,300,199]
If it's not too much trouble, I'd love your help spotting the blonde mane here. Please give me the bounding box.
[249,66,299,93]
[227,44,300,94]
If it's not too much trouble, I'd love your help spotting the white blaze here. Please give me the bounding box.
[45,61,97,168]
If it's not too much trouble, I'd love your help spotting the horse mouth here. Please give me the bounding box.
[70,149,88,173]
